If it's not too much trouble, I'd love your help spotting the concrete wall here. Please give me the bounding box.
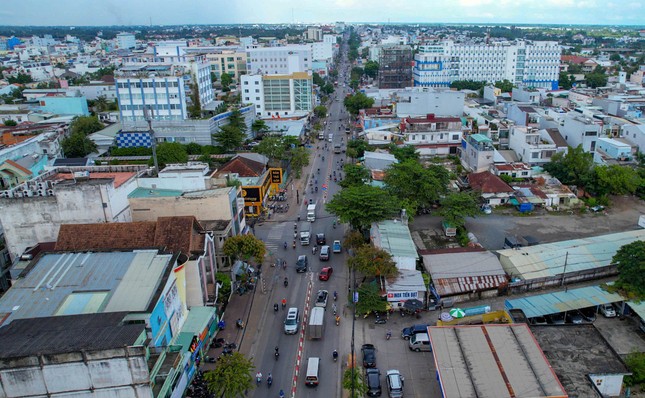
[130,191,234,222]
[395,90,464,117]
[0,347,152,398]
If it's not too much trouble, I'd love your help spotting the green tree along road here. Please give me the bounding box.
[251,119,268,136]
[339,164,370,188]
[349,244,398,284]
[289,146,310,178]
[354,283,388,317]
[314,105,327,119]
[363,60,379,79]
[343,367,367,398]
[62,132,98,158]
[383,160,450,213]
[438,191,480,229]
[326,185,400,232]
[205,352,255,398]
[543,145,594,188]
[346,139,371,160]
[344,92,374,116]
[611,241,645,300]
[387,144,420,162]
[222,234,267,265]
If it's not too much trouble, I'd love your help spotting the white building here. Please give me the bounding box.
[394,88,465,117]
[621,124,645,154]
[311,41,333,62]
[508,126,560,165]
[400,114,463,156]
[116,32,136,49]
[560,114,601,153]
[414,40,561,90]
[69,82,117,101]
[246,45,312,75]
[241,72,313,118]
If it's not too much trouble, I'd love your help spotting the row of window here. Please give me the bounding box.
[117,81,180,89]
[408,133,461,142]
[121,104,182,111]
[124,93,180,100]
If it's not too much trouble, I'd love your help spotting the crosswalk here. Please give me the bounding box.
[262,222,291,259]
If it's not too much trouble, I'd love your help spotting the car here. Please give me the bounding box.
[316,233,326,245]
[361,344,376,368]
[319,267,333,281]
[590,205,605,212]
[319,245,330,261]
[315,290,328,308]
[296,255,308,273]
[546,313,566,325]
[566,310,585,324]
[365,368,382,396]
[401,324,429,340]
[579,307,597,322]
[530,316,548,326]
[481,204,492,214]
[385,370,404,398]
[332,240,342,253]
[599,303,617,318]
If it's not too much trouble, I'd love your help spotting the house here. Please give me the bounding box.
[489,162,532,179]
[370,219,418,271]
[508,126,560,165]
[384,269,427,310]
[467,171,514,206]
[363,150,398,172]
[460,134,500,172]
[399,113,463,156]
[594,137,634,164]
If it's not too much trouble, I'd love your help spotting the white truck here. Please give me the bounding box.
[307,204,316,222]
[308,307,325,339]
[300,221,312,245]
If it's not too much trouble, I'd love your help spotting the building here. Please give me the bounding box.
[115,56,214,124]
[508,126,559,165]
[0,313,150,398]
[370,219,418,271]
[378,45,413,89]
[460,133,500,172]
[116,32,136,49]
[69,82,117,101]
[31,92,89,116]
[414,40,561,89]
[203,48,247,79]
[305,27,323,42]
[399,114,463,156]
[621,124,645,153]
[394,88,465,117]
[594,137,634,163]
[467,170,514,206]
[384,269,427,309]
[428,324,568,398]
[0,165,143,260]
[241,72,313,118]
[246,45,312,75]
[561,114,601,154]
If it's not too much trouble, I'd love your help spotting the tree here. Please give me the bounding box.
[349,244,398,283]
[354,283,388,318]
[220,72,233,92]
[494,79,514,93]
[610,53,622,62]
[184,142,203,155]
[70,115,104,136]
[214,124,245,152]
[326,185,400,232]
[384,160,450,212]
[227,109,247,132]
[7,73,33,84]
[321,83,335,95]
[344,230,368,251]
[3,120,17,126]
[346,139,370,159]
[187,73,202,118]
[312,72,325,87]
[93,95,109,112]
[314,105,328,119]
[339,164,370,188]
[585,72,608,88]
[254,136,287,165]
[586,164,643,197]
[612,241,645,300]
[344,92,374,116]
[449,80,486,91]
[251,119,268,137]
[559,72,574,90]
[222,234,267,264]
[289,146,310,178]
[542,145,594,188]
[363,60,379,79]
[625,351,645,387]
[153,142,188,168]
[343,367,368,398]
[204,352,255,398]
[388,144,419,162]
[438,191,480,229]
[61,133,97,158]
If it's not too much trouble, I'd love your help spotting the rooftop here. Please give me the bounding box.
[0,250,173,326]
[429,324,568,398]
[468,171,514,193]
[371,220,419,260]
[0,312,144,359]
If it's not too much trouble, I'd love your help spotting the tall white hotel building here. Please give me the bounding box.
[413,40,561,90]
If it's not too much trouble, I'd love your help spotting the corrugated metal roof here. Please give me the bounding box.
[498,230,645,280]
[0,250,173,325]
[429,324,567,398]
[504,285,624,318]
[423,251,507,296]
[371,220,419,260]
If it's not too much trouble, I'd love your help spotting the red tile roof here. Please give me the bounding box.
[561,55,589,64]
[54,216,205,256]
[216,155,266,177]
[468,171,514,193]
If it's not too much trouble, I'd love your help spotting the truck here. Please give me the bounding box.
[442,221,456,237]
[308,307,325,339]
[300,221,312,245]
[307,204,316,222]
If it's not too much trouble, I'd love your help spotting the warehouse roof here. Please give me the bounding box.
[370,220,419,260]
[497,230,645,281]
[429,324,567,398]
[505,285,624,318]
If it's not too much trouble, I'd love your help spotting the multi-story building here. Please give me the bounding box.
[461,133,499,172]
[246,45,312,75]
[116,32,136,49]
[393,87,465,117]
[378,45,413,89]
[413,40,561,90]
[202,48,247,79]
[561,114,601,153]
[305,27,323,42]
[508,126,560,165]
[399,114,463,156]
[241,72,313,118]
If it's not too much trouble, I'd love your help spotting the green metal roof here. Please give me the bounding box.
[470,133,492,143]
[128,187,184,198]
[372,220,419,260]
[505,285,624,318]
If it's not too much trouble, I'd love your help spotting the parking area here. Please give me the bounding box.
[594,313,645,357]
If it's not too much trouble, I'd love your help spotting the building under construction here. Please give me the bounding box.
[378,45,413,89]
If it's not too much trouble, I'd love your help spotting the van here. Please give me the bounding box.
[305,357,320,386]
[284,307,300,335]
[319,245,330,261]
[408,332,432,352]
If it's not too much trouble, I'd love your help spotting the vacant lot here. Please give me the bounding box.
[411,196,645,250]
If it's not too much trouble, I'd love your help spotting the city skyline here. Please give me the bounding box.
[1,0,644,27]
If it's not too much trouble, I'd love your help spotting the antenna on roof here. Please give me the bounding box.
[144,106,159,175]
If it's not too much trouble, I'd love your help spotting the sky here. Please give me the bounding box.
[0,0,643,26]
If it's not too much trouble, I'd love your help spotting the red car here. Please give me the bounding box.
[319,267,333,281]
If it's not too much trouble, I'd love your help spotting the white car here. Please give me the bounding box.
[315,290,329,308]
[599,303,617,318]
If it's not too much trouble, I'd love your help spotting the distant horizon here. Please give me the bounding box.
[2,0,644,27]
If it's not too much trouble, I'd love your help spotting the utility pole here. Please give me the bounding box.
[144,107,159,175]
[561,251,569,289]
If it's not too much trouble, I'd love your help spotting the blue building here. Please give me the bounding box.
[34,94,89,116]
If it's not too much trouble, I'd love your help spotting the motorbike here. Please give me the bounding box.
[267,375,273,387]
[284,277,288,287]
[284,242,287,250]
[333,350,338,362]
[281,300,286,309]
[333,222,336,229]
[375,315,387,325]
[386,330,392,340]
[274,351,280,360]
[256,375,262,385]
[312,246,317,255]
[205,356,216,363]
[335,316,340,326]
[279,390,285,398]
[274,303,279,312]
[292,240,296,249]
[315,186,318,192]
[236,319,245,329]
[333,291,337,301]
[282,260,287,271]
